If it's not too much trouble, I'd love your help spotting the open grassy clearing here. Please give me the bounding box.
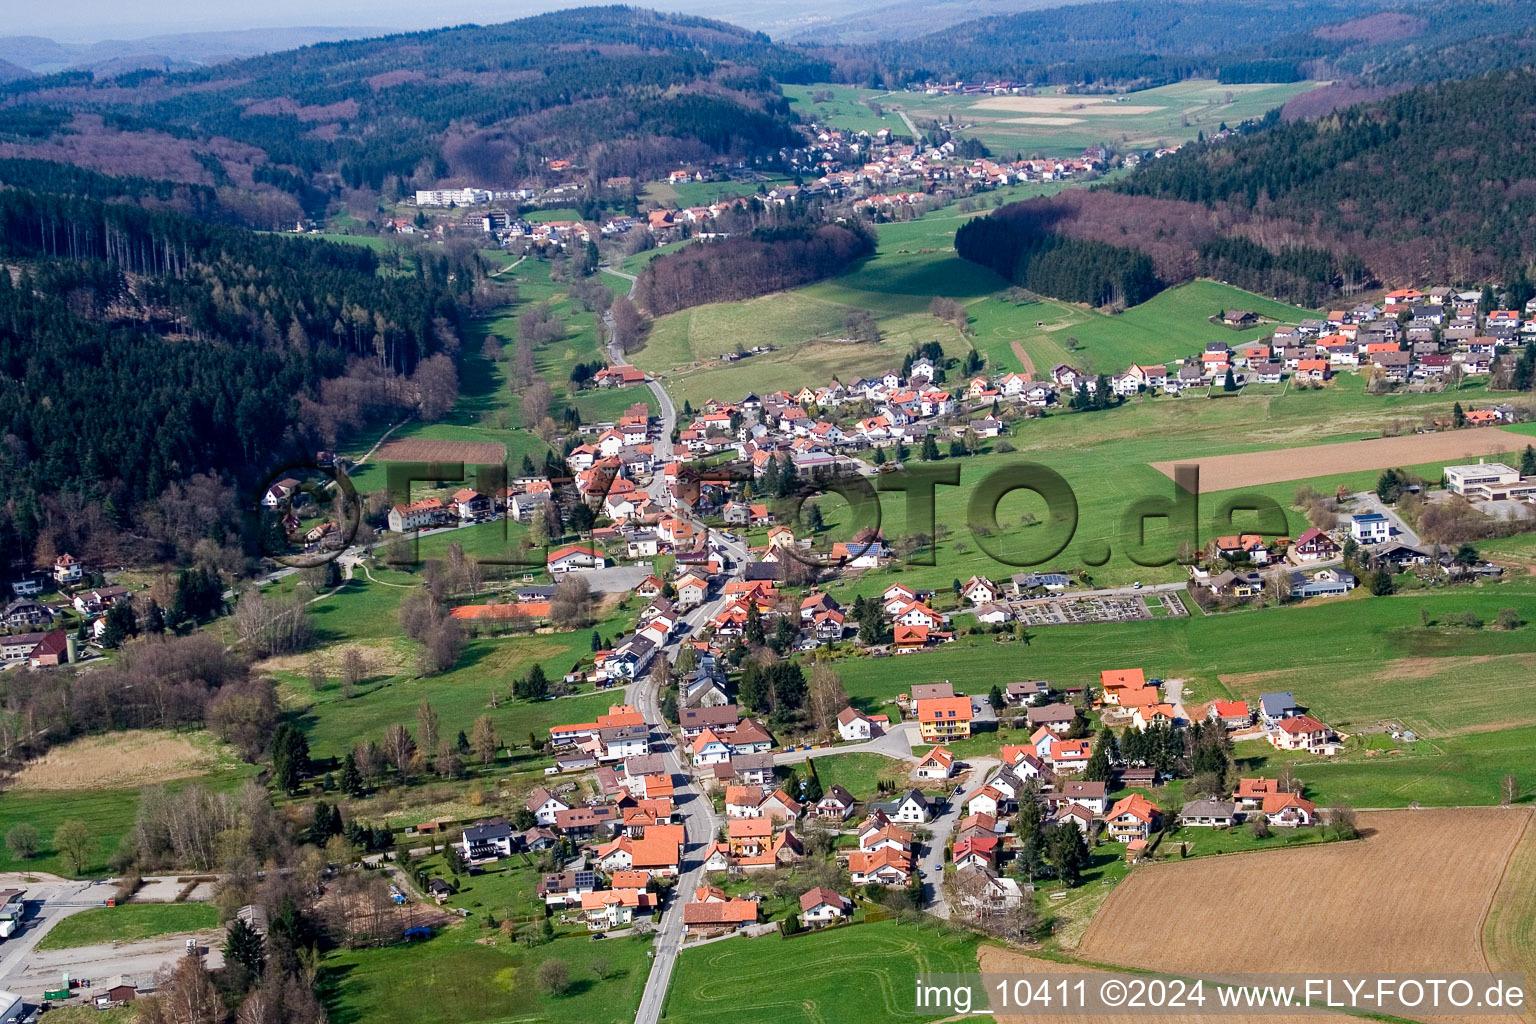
[633,292,971,406]
[782,83,906,136]
[663,919,978,1023]
[970,279,1313,376]
[292,663,622,763]
[1220,652,1536,739]
[1080,809,1530,979]
[0,767,262,877]
[38,903,220,951]
[343,256,615,496]
[10,729,243,790]
[806,752,908,801]
[886,79,1325,158]
[321,924,651,1024]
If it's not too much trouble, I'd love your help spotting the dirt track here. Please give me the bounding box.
[1151,428,1532,491]
[1010,340,1038,379]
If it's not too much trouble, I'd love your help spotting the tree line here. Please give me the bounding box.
[956,212,1159,309]
[633,222,874,316]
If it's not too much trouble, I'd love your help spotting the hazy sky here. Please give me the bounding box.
[11,0,765,41]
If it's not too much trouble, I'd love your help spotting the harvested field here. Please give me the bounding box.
[1001,116,1085,125]
[972,95,1118,113]
[1151,428,1532,490]
[977,947,1347,1023]
[9,731,227,790]
[972,97,1162,116]
[372,437,506,465]
[1080,809,1530,1000]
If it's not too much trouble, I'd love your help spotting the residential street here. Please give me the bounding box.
[917,757,996,919]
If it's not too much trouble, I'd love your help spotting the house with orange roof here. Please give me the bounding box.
[892,600,946,629]
[725,785,765,818]
[682,897,759,936]
[1234,777,1279,809]
[913,746,956,780]
[952,835,999,872]
[547,544,607,574]
[847,846,913,886]
[965,785,1004,818]
[1049,739,1092,772]
[1098,668,1148,704]
[1269,715,1339,754]
[1295,358,1331,382]
[800,887,853,926]
[1105,793,1160,842]
[1209,700,1252,729]
[1133,703,1179,731]
[726,817,773,857]
[916,696,973,743]
[548,706,645,745]
[580,887,656,930]
[1262,792,1318,826]
[691,728,734,767]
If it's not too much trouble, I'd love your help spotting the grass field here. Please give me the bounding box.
[663,919,979,1022]
[1080,809,1529,976]
[782,83,906,136]
[0,766,261,877]
[808,752,908,801]
[293,672,621,763]
[630,178,1159,403]
[342,256,615,497]
[968,279,1313,377]
[38,903,220,950]
[631,292,971,406]
[321,924,650,1024]
[857,79,1324,158]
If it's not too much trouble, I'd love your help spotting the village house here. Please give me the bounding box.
[913,746,956,780]
[1104,794,1160,842]
[916,696,974,743]
[1180,799,1238,827]
[799,887,852,926]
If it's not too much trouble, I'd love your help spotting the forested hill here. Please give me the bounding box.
[0,7,826,211]
[1115,67,1536,283]
[0,176,481,568]
[957,66,1536,303]
[835,0,1536,91]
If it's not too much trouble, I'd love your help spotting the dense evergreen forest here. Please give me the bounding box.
[955,212,1159,309]
[0,7,825,201]
[1115,66,1536,282]
[634,221,875,315]
[0,180,479,569]
[824,0,1536,92]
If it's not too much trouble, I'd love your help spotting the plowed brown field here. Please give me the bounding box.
[1150,428,1530,490]
[1076,809,1530,1022]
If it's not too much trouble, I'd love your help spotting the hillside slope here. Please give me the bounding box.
[962,67,1536,297]
[0,7,825,202]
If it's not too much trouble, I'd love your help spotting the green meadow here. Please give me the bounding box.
[321,926,652,1024]
[872,79,1324,158]
[663,919,979,1023]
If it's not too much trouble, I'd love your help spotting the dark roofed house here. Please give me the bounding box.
[459,819,514,865]
[28,629,69,667]
[1026,703,1078,733]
